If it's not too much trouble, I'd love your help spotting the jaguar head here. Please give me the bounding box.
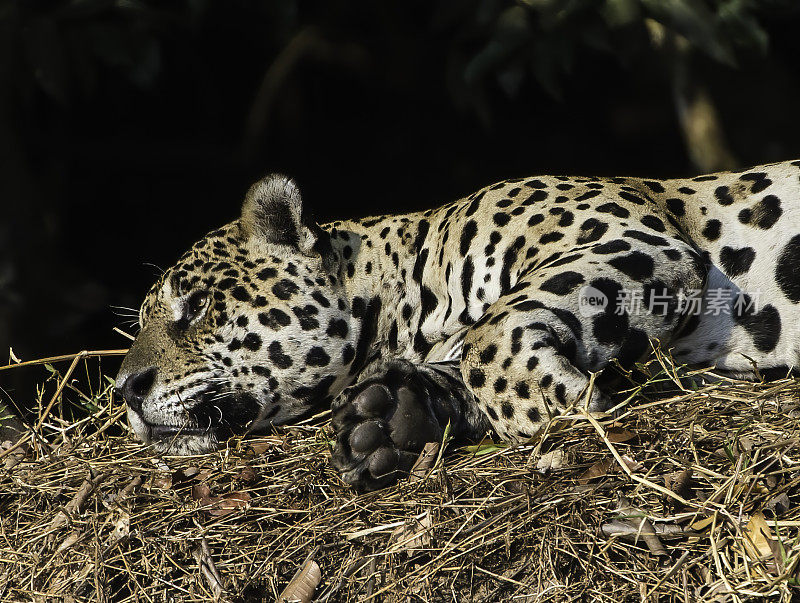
[115,176,360,454]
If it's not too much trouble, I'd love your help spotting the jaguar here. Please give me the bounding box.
[116,161,800,490]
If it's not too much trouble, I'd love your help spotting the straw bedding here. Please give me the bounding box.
[1,351,799,602]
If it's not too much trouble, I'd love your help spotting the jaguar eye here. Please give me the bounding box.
[183,290,209,324]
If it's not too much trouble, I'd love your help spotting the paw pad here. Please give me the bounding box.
[331,380,441,491]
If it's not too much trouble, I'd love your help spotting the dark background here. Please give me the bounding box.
[2,0,800,410]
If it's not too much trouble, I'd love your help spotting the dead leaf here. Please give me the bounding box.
[606,426,637,443]
[115,475,143,503]
[601,518,669,556]
[246,437,283,456]
[236,464,257,485]
[192,537,225,598]
[578,458,613,484]
[172,466,200,485]
[56,531,81,555]
[153,474,172,489]
[409,442,440,482]
[108,511,130,545]
[690,516,715,532]
[49,470,109,534]
[388,511,433,553]
[601,520,684,540]
[198,491,251,517]
[279,550,321,603]
[745,513,780,556]
[1,438,28,470]
[215,491,251,515]
[764,492,791,516]
[744,511,783,576]
[192,483,212,501]
[664,468,693,500]
[620,454,641,472]
[536,449,566,474]
[639,520,667,556]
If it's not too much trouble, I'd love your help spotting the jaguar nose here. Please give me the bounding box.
[117,367,157,414]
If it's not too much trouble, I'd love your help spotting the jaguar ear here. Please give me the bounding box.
[240,175,322,255]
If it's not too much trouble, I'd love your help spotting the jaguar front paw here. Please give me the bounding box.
[330,376,443,491]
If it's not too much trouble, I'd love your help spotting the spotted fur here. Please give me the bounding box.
[117,160,800,486]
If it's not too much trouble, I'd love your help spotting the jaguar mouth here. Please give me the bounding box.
[130,389,263,445]
[149,423,210,439]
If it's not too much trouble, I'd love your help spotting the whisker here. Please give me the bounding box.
[142,262,165,277]
[110,304,139,313]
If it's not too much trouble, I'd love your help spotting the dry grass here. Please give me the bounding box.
[1,351,800,602]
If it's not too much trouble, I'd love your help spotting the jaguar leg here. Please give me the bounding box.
[461,236,707,442]
[330,359,487,491]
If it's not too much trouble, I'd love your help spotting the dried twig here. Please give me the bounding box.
[192,537,225,599]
